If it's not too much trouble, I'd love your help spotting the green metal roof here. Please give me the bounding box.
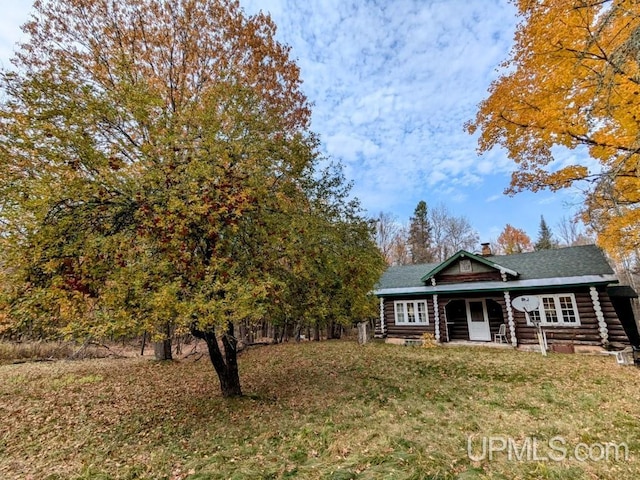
[376,244,615,291]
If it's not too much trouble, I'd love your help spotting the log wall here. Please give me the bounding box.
[382,286,630,347]
[512,288,628,346]
[436,271,502,284]
[383,296,435,338]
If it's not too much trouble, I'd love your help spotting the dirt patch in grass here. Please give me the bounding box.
[0,341,638,479]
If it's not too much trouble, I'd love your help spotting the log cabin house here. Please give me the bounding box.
[373,244,636,352]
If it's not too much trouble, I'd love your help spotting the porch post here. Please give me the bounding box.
[590,286,609,347]
[379,297,386,336]
[433,295,440,342]
[503,291,517,347]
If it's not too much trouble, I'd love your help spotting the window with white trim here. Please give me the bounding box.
[527,294,580,326]
[394,300,428,325]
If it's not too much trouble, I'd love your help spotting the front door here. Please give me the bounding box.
[466,299,491,341]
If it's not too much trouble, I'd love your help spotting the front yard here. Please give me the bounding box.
[0,340,638,479]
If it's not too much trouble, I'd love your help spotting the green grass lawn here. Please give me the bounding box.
[0,340,639,479]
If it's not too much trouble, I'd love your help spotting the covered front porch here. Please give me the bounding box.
[439,296,511,344]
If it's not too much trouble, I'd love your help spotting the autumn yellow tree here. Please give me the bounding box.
[467,0,640,260]
[496,224,533,255]
[0,0,384,397]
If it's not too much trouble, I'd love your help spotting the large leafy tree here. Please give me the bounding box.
[467,0,640,260]
[0,0,383,397]
[496,224,533,255]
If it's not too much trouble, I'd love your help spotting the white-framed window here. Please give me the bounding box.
[394,300,429,325]
[527,294,580,326]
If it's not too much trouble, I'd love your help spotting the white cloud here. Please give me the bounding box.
[0,0,32,70]
[0,0,590,239]
[246,0,579,237]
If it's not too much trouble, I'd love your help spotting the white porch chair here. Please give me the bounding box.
[494,324,507,343]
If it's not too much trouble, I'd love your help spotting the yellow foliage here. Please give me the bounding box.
[420,332,437,348]
[468,0,640,257]
[0,0,384,351]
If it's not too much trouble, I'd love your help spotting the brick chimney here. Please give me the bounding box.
[481,242,492,257]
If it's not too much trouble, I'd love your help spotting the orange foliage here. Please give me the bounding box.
[468,0,640,259]
[496,224,533,255]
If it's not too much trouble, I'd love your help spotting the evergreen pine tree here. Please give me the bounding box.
[534,215,555,250]
[408,200,434,263]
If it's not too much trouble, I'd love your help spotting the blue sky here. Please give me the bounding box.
[0,0,589,244]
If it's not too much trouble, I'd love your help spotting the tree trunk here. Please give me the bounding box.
[326,320,334,340]
[154,338,172,360]
[239,321,246,344]
[191,321,242,398]
[266,321,273,340]
[357,321,369,345]
[294,322,302,342]
[154,323,173,360]
[140,331,147,356]
[334,323,343,339]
